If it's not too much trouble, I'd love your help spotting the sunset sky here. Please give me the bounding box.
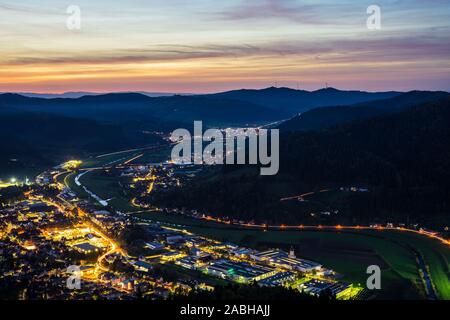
[1,0,449,93]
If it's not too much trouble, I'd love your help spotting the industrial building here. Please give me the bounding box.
[299,279,352,298]
[205,259,277,283]
[72,242,101,254]
[258,271,297,287]
[133,260,153,272]
[250,249,322,273]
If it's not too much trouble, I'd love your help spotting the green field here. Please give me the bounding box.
[376,230,450,299]
[80,170,135,212]
[60,169,133,212]
[63,150,147,210]
[63,172,89,199]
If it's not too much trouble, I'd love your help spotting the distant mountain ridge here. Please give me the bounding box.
[0,91,192,99]
[0,92,279,127]
[209,86,401,115]
[0,87,406,127]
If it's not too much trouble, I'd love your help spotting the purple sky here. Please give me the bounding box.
[1,0,449,93]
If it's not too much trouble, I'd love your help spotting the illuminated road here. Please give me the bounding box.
[52,170,70,189]
[95,146,154,158]
[280,189,330,201]
[90,224,125,273]
[94,143,175,159]
[122,153,144,165]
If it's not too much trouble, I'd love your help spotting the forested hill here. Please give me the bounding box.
[279,91,449,132]
[0,111,157,179]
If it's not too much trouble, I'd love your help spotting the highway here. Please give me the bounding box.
[90,223,125,273]
[94,142,175,159]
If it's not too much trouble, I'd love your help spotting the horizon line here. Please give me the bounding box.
[3,86,449,97]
